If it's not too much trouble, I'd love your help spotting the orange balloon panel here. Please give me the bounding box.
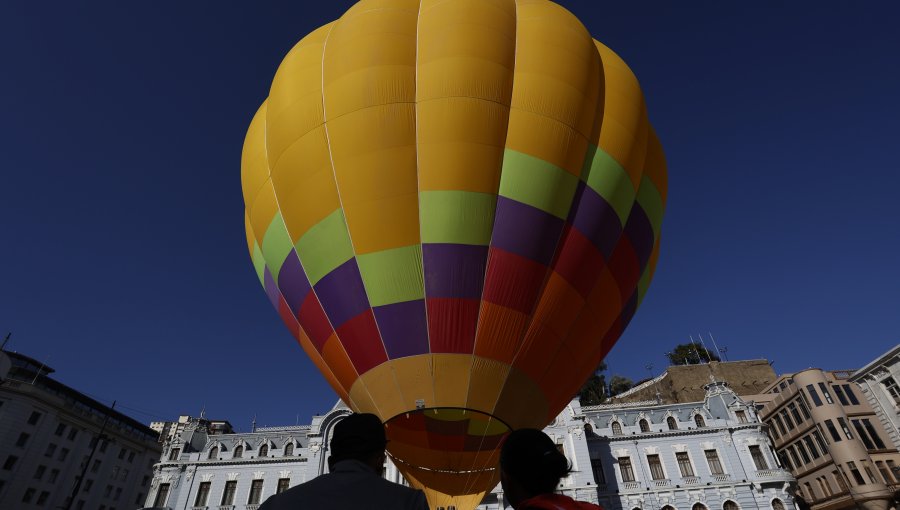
[241,0,667,507]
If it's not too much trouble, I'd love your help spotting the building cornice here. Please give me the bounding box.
[156,456,308,469]
[849,343,900,380]
[592,422,765,442]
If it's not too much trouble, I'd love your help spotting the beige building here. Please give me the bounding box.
[748,369,899,510]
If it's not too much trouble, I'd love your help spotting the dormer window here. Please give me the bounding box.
[234,445,243,459]
[611,421,623,435]
[259,443,269,457]
[208,446,219,460]
[694,414,705,427]
[168,448,180,461]
[639,419,650,433]
[284,442,294,456]
[667,417,678,430]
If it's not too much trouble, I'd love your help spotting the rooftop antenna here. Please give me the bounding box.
[709,332,728,361]
[0,332,10,351]
[251,415,257,433]
[708,332,723,361]
[689,335,702,364]
[646,363,661,404]
[697,334,718,384]
[199,405,206,420]
[697,334,713,363]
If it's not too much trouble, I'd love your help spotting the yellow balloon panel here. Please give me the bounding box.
[266,24,332,166]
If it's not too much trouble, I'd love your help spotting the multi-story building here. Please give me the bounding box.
[0,350,162,510]
[145,380,797,510]
[850,344,900,452]
[749,368,900,510]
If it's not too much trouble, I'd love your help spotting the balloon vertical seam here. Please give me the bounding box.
[316,20,391,419]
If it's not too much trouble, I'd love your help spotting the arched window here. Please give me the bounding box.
[612,421,623,435]
[771,499,784,510]
[639,419,650,432]
[284,442,294,456]
[667,416,678,430]
[695,414,706,427]
[234,445,243,459]
[723,500,739,510]
[692,504,709,510]
[208,446,219,460]
[259,443,269,457]
[661,506,676,510]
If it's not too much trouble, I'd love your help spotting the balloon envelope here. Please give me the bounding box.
[241,0,666,506]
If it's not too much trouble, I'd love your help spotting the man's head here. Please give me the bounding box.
[329,413,387,470]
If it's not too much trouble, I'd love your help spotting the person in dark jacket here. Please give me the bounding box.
[500,428,603,510]
[259,413,428,510]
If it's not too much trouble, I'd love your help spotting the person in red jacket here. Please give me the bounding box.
[499,428,603,510]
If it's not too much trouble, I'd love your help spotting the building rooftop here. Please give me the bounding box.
[1,350,158,440]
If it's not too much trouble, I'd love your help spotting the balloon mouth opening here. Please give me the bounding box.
[383,407,511,496]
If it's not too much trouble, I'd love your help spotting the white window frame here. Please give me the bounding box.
[722,499,741,510]
[646,453,668,480]
[747,444,769,471]
[675,450,698,478]
[617,456,637,483]
[704,447,727,476]
[611,421,623,435]
[152,483,170,508]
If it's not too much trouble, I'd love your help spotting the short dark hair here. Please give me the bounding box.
[330,413,387,462]
[500,428,571,494]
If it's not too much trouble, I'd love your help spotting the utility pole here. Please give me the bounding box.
[64,401,116,510]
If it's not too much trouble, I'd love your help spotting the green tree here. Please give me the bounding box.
[666,342,720,366]
[608,375,634,397]
[578,362,607,406]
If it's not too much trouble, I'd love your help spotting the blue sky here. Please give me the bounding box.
[1,1,898,431]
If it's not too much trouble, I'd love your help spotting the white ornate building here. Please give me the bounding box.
[143,404,399,510]
[145,381,797,510]
[583,381,797,510]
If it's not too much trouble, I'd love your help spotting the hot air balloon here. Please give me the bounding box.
[241,0,666,508]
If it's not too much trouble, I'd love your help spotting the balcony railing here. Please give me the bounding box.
[246,505,260,510]
[754,468,791,478]
[681,476,701,486]
[622,481,641,490]
[218,506,235,510]
[652,479,671,488]
[712,473,732,482]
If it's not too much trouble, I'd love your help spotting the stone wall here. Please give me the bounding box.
[613,360,777,404]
